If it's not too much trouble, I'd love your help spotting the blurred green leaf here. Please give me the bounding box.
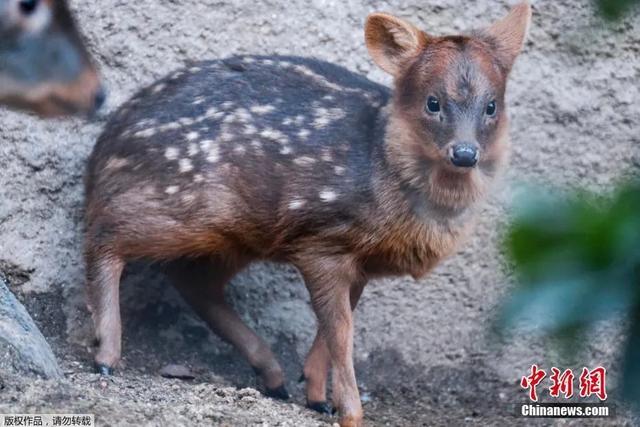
[596,0,640,20]
[499,179,640,405]
[622,307,640,405]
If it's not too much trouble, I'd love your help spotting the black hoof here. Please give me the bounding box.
[265,385,290,400]
[307,401,333,415]
[95,364,114,376]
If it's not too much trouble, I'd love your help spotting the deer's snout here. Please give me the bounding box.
[36,67,105,117]
[449,143,479,168]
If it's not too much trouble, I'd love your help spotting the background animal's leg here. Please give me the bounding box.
[303,280,365,414]
[86,248,125,375]
[166,257,288,399]
[297,255,364,427]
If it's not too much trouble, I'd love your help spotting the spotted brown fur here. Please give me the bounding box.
[84,4,531,426]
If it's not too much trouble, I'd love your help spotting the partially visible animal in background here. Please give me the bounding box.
[0,0,104,116]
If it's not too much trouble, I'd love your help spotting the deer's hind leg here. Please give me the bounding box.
[86,245,125,375]
[165,256,288,399]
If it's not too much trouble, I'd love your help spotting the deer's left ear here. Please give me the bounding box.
[485,2,532,71]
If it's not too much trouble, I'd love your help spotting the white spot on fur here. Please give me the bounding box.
[152,83,166,94]
[192,96,205,105]
[219,131,235,142]
[189,66,202,73]
[194,174,204,183]
[207,144,220,163]
[205,107,221,118]
[298,129,310,140]
[221,101,234,110]
[186,131,199,141]
[312,107,346,129]
[294,156,316,167]
[243,124,258,135]
[251,140,264,155]
[321,149,332,162]
[165,147,180,160]
[280,146,292,155]
[104,157,129,171]
[200,139,213,151]
[181,193,196,205]
[165,186,179,195]
[319,189,338,202]
[293,65,345,92]
[136,119,157,128]
[134,128,157,138]
[159,122,181,131]
[234,145,246,155]
[188,143,199,157]
[334,166,346,175]
[250,105,276,115]
[314,116,331,129]
[288,199,306,210]
[179,158,193,173]
[179,117,195,126]
[260,128,288,144]
[235,108,252,122]
[223,114,237,123]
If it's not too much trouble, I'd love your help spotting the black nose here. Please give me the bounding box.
[94,86,107,110]
[450,143,479,168]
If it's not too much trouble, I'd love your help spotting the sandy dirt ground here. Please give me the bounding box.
[0,0,639,425]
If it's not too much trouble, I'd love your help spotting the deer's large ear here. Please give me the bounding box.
[365,13,428,76]
[485,2,532,71]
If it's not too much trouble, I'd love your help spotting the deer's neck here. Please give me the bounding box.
[358,107,480,278]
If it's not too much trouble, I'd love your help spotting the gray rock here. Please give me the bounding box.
[159,363,195,380]
[0,277,62,379]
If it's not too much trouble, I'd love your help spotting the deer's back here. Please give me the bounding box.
[86,56,390,259]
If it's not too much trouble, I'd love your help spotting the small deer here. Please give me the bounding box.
[0,0,104,116]
[84,3,531,426]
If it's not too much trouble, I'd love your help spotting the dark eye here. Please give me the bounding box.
[19,0,39,15]
[425,96,440,114]
[486,100,497,117]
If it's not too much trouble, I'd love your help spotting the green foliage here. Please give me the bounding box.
[500,180,640,404]
[596,0,640,20]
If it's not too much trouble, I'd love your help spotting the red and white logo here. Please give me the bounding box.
[521,365,607,402]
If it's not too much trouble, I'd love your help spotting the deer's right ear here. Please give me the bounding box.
[365,13,428,77]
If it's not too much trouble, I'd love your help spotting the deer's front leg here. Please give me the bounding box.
[296,254,364,427]
[303,280,365,414]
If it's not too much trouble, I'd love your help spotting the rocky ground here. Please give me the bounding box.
[0,0,639,425]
